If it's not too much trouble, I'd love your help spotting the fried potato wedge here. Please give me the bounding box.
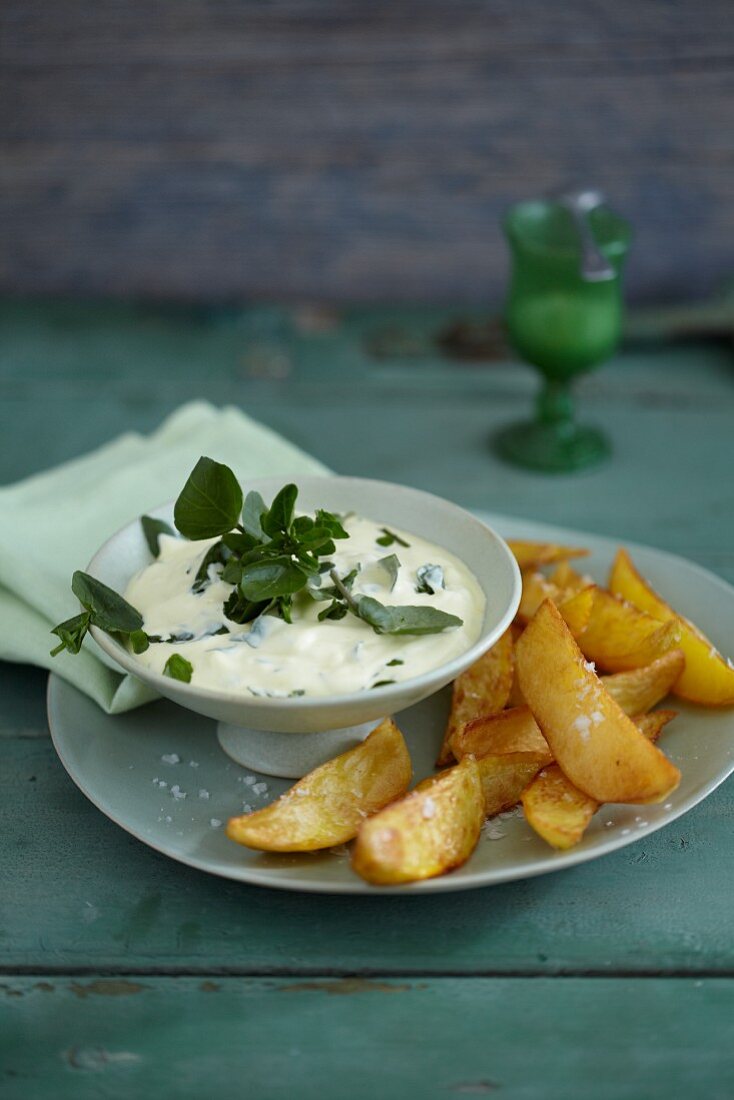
[634,709,677,743]
[549,561,593,594]
[507,540,590,572]
[226,719,411,852]
[601,650,685,715]
[564,585,681,672]
[436,628,514,765]
[517,573,594,630]
[522,765,599,850]
[476,751,550,817]
[352,756,484,885]
[516,600,681,804]
[451,705,551,760]
[610,548,734,706]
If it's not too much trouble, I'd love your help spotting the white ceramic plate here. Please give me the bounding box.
[47,512,734,895]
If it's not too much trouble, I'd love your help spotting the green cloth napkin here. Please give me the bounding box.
[0,402,330,713]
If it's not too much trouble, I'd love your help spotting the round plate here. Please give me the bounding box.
[47,512,734,894]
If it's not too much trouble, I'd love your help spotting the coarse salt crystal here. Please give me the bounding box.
[252,782,268,795]
[152,778,168,789]
[161,753,180,765]
[590,710,604,724]
[198,789,210,800]
[210,819,222,828]
[170,785,186,800]
[243,776,256,786]
[573,714,592,741]
[583,660,596,673]
[189,760,199,768]
[422,797,436,820]
[165,815,172,823]
[483,822,506,841]
[242,803,253,814]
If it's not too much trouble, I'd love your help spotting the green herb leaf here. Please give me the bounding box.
[223,590,268,625]
[415,563,445,595]
[261,483,298,537]
[376,527,410,548]
[386,658,404,667]
[174,456,243,540]
[130,629,150,654]
[240,557,308,601]
[71,571,144,634]
[50,611,92,656]
[318,600,349,622]
[371,679,396,688]
[378,554,400,590]
[242,490,268,541]
[356,596,462,636]
[192,541,229,593]
[141,515,175,557]
[163,653,193,683]
[315,509,349,540]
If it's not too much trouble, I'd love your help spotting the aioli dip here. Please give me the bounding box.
[124,515,485,697]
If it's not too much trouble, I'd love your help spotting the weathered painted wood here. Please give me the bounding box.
[2,3,733,302]
[2,976,733,1100]
[1,731,732,976]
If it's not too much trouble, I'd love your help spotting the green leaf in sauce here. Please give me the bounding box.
[174,456,244,540]
[141,515,175,557]
[163,653,193,683]
[71,571,144,635]
[415,563,445,595]
[376,527,410,548]
[378,554,400,591]
[356,596,462,636]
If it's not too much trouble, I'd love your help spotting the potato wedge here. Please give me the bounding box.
[601,650,685,715]
[451,705,552,760]
[564,585,681,672]
[522,765,599,850]
[610,548,734,706]
[634,709,677,743]
[549,561,593,594]
[351,757,484,885]
[516,600,681,804]
[476,751,550,817]
[436,628,514,765]
[226,719,411,852]
[507,540,590,571]
[517,572,563,623]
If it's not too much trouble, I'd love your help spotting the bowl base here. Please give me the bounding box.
[216,719,384,779]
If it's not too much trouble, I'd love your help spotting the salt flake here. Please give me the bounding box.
[161,753,180,765]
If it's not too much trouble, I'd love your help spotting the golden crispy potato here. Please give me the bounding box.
[601,650,685,714]
[226,719,411,852]
[451,705,551,760]
[610,548,734,706]
[549,561,593,594]
[563,585,681,672]
[516,600,681,804]
[522,765,599,850]
[634,709,677,743]
[507,540,590,572]
[436,628,514,765]
[351,757,484,885]
[476,752,550,817]
[517,572,562,623]
[517,573,595,630]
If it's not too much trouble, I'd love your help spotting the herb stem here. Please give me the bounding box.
[329,568,359,614]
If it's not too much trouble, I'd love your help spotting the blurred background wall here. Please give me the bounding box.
[1,0,732,305]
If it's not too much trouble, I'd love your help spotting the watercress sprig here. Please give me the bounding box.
[50,457,464,660]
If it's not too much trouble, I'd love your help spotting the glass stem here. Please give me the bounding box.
[537,379,575,433]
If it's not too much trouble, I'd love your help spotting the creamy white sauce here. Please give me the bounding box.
[124,515,485,697]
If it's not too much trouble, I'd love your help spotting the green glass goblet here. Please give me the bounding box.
[496,199,631,472]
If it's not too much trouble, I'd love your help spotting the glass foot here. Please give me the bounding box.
[495,420,611,473]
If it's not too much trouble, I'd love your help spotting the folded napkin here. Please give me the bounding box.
[0,402,330,713]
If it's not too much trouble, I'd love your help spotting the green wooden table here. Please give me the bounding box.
[1,301,733,1099]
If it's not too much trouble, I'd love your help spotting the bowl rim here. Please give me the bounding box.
[87,475,521,712]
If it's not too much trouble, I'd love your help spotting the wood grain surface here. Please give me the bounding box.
[2,2,733,302]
